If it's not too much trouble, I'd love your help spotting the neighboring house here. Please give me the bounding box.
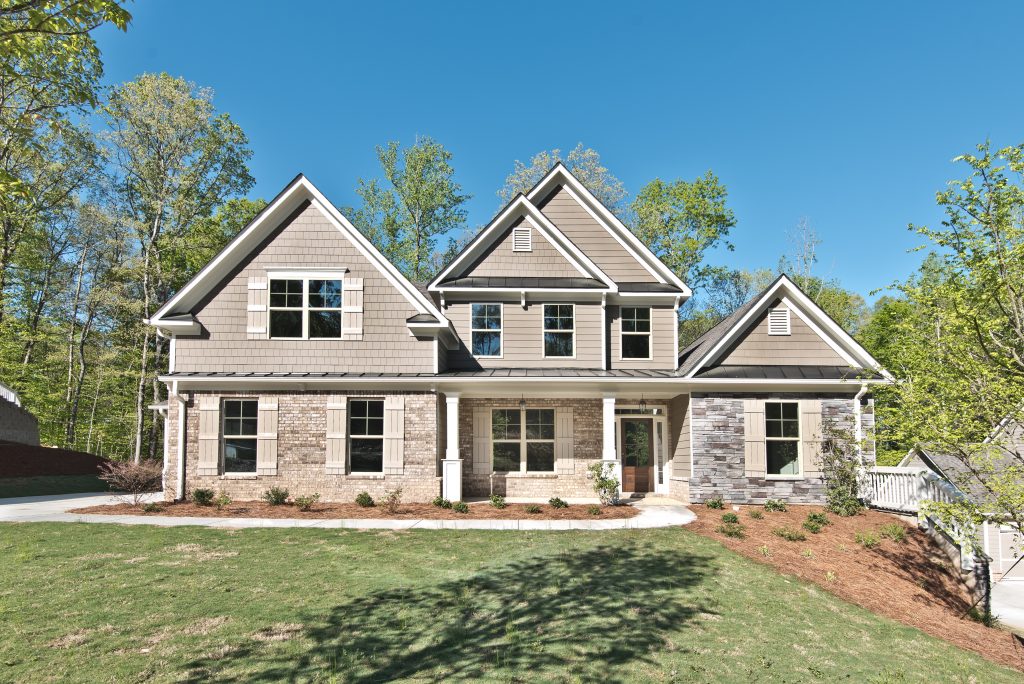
[0,380,39,446]
[901,417,1024,581]
[148,163,887,505]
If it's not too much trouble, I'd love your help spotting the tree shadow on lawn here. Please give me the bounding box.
[184,541,717,682]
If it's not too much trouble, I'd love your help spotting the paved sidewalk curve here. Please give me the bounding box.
[0,492,696,530]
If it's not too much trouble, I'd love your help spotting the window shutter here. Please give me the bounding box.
[800,399,823,477]
[326,395,347,475]
[247,276,268,339]
[555,407,574,474]
[197,396,220,476]
[512,225,532,252]
[767,307,791,336]
[383,395,405,475]
[472,408,492,475]
[342,277,363,340]
[743,399,766,477]
[256,397,278,475]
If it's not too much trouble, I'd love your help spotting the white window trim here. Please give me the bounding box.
[470,302,503,359]
[541,303,575,359]
[619,306,653,361]
[764,400,802,479]
[267,270,346,341]
[490,407,556,474]
[348,398,385,475]
[222,398,258,475]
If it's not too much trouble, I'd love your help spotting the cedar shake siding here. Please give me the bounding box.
[174,203,435,374]
[607,304,677,370]
[536,185,659,283]
[716,300,846,366]
[461,218,581,279]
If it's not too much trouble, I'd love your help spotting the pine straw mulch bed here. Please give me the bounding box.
[70,499,639,520]
[689,504,1024,672]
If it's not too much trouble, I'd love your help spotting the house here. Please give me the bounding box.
[0,380,39,446]
[148,163,887,506]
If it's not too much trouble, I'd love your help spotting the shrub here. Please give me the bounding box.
[758,544,772,557]
[855,530,881,548]
[192,488,215,506]
[525,504,542,514]
[294,493,320,512]
[748,510,764,520]
[98,459,162,506]
[705,495,725,510]
[262,487,289,506]
[763,499,787,512]
[213,491,232,510]
[801,549,815,559]
[453,501,470,514]
[718,522,746,538]
[355,491,374,507]
[432,496,452,509]
[587,504,602,516]
[773,526,806,542]
[489,494,507,509]
[721,512,739,524]
[806,512,830,527]
[821,419,864,517]
[142,502,162,513]
[587,461,621,505]
[802,520,823,534]
[825,571,838,584]
[381,488,402,514]
[880,522,906,543]
[549,497,568,509]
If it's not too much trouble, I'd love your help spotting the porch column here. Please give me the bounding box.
[601,396,622,494]
[442,394,462,502]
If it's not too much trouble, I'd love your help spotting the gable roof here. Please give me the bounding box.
[149,175,448,330]
[677,274,889,379]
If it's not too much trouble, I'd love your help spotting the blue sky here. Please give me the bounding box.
[94,2,1024,301]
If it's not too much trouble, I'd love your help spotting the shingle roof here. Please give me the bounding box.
[914,447,1020,506]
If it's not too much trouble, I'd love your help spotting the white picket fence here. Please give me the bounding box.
[0,380,19,407]
[861,466,960,513]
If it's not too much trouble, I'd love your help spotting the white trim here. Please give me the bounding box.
[614,411,669,494]
[672,296,681,366]
[763,400,802,478]
[600,293,608,371]
[437,287,613,294]
[347,397,386,475]
[512,224,532,252]
[781,296,858,366]
[489,406,558,475]
[470,302,503,359]
[619,305,653,361]
[541,303,576,359]
[266,275,345,341]
[767,307,791,336]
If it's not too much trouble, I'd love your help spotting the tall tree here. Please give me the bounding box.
[354,137,468,281]
[498,143,627,211]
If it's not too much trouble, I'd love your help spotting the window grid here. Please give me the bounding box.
[269,278,343,340]
[222,399,258,473]
[349,399,384,473]
[764,401,800,477]
[621,306,652,359]
[542,304,574,358]
[471,303,502,358]
[491,408,556,473]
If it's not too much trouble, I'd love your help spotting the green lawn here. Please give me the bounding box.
[0,523,1016,683]
[0,475,107,498]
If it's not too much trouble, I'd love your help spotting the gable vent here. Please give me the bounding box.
[512,225,532,252]
[768,307,791,336]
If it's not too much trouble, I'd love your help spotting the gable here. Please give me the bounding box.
[715,299,847,366]
[460,217,583,279]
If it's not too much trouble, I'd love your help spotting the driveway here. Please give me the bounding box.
[992,580,1024,634]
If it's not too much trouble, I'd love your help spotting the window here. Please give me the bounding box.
[471,303,502,357]
[543,304,574,357]
[491,408,555,473]
[621,307,651,359]
[512,225,532,252]
[765,402,800,476]
[768,307,791,336]
[223,399,258,473]
[349,399,384,472]
[269,277,343,339]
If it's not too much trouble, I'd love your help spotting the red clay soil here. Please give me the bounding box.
[71,499,639,520]
[0,441,108,477]
[689,504,1024,672]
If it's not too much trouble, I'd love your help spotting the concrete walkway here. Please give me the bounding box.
[0,492,696,531]
[992,581,1024,635]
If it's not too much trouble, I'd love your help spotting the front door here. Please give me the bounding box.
[620,418,653,493]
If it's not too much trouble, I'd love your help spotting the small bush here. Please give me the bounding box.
[763,499,787,512]
[98,459,163,506]
[718,522,746,538]
[721,512,739,524]
[294,493,320,512]
[825,571,838,584]
[213,491,232,510]
[758,544,772,558]
[880,522,907,543]
[587,461,620,505]
[525,504,542,514]
[549,497,568,509]
[748,510,764,520]
[967,606,1000,628]
[262,487,289,506]
[142,502,162,513]
[489,494,507,509]
[855,530,881,548]
[381,488,402,514]
[453,501,470,514]
[587,504,602,516]
[192,488,215,506]
[355,491,374,507]
[773,526,806,542]
[801,548,815,559]
[806,512,830,527]
[432,496,452,509]
[802,520,823,534]
[705,495,725,510]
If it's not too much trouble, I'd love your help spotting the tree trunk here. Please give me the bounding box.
[20,260,54,367]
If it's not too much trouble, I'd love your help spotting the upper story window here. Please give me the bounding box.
[621,307,652,359]
[765,401,800,476]
[349,399,384,473]
[269,277,342,339]
[471,303,502,357]
[223,399,258,473]
[543,304,574,357]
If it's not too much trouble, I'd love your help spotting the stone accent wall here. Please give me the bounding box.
[165,390,440,503]
[0,397,39,445]
[688,392,860,505]
[459,398,602,501]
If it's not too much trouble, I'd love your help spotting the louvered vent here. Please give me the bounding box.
[767,307,791,336]
[512,226,532,252]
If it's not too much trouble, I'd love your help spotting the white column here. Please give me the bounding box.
[601,396,622,494]
[442,394,462,502]
[445,394,460,460]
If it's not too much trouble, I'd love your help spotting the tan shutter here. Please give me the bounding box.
[383,395,405,474]
[800,399,823,477]
[472,408,492,475]
[197,396,220,476]
[326,395,347,475]
[247,276,268,339]
[743,399,766,477]
[555,407,574,474]
[256,397,278,475]
[342,277,363,340]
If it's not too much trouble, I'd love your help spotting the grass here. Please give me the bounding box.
[0,523,1018,682]
[0,475,107,498]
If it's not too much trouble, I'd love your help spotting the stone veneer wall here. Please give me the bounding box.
[688,392,865,505]
[459,398,603,500]
[165,390,441,503]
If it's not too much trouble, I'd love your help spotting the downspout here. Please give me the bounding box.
[853,383,868,465]
[173,384,186,501]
